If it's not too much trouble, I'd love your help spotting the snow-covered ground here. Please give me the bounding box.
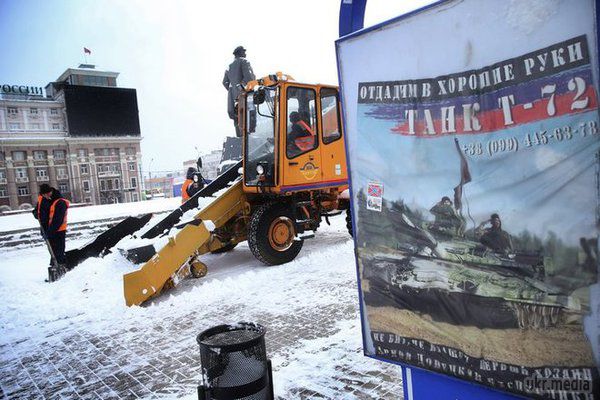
[0,200,403,399]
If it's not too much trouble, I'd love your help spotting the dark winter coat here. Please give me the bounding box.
[33,190,68,238]
[32,196,51,231]
[223,57,256,120]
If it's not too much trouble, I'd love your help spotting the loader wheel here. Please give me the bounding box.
[248,203,303,265]
[190,261,208,278]
[211,242,237,254]
[346,208,353,237]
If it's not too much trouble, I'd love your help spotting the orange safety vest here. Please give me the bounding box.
[295,120,315,151]
[49,198,70,232]
[181,179,193,203]
[36,195,43,220]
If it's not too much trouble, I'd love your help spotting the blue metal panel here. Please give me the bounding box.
[338,0,367,37]
[402,367,526,400]
[172,183,182,197]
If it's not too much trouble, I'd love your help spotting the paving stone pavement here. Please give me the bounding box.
[0,272,403,399]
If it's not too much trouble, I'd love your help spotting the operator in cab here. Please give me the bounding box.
[287,111,315,157]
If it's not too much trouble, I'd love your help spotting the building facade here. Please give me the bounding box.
[0,65,143,211]
[144,176,175,199]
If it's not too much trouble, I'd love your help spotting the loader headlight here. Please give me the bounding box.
[256,165,265,175]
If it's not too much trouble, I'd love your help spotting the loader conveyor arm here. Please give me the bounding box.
[141,160,242,240]
[124,180,246,306]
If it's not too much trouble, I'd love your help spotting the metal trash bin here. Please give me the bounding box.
[197,322,274,400]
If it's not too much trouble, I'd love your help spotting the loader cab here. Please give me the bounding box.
[241,78,347,194]
[243,86,277,187]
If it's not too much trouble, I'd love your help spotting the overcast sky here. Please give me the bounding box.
[0,0,433,175]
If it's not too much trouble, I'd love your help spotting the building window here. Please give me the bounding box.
[83,180,90,192]
[18,186,29,196]
[30,108,38,115]
[8,107,18,115]
[0,187,7,197]
[77,148,88,157]
[0,170,5,179]
[130,177,137,188]
[0,151,4,161]
[12,151,26,161]
[59,183,68,193]
[126,147,136,155]
[33,150,47,160]
[128,162,135,171]
[80,164,89,174]
[31,123,41,130]
[56,167,67,177]
[15,168,27,178]
[50,108,59,115]
[100,180,106,191]
[84,197,92,203]
[9,123,21,130]
[52,123,60,130]
[81,75,108,86]
[114,179,120,189]
[133,193,138,202]
[53,150,65,159]
[36,169,47,177]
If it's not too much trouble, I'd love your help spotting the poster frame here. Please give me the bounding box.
[335,0,600,398]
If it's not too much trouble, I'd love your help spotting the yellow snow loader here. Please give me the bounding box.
[123,73,350,306]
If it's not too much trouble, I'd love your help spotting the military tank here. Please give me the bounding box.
[360,202,584,330]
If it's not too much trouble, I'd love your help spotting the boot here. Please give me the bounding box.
[57,264,68,279]
[46,266,58,283]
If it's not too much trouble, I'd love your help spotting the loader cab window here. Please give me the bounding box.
[286,87,317,159]
[245,87,276,186]
[320,88,342,144]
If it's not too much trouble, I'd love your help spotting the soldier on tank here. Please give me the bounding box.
[223,45,256,137]
[477,213,513,253]
[429,196,464,236]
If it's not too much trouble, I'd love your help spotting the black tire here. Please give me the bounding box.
[248,203,303,265]
[346,208,353,237]
[211,242,237,254]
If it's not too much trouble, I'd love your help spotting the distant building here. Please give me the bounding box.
[144,176,174,198]
[183,148,223,182]
[0,64,143,211]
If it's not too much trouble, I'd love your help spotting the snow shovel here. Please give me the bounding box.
[38,222,65,283]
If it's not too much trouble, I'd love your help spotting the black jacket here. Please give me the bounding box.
[33,190,67,238]
[32,195,51,231]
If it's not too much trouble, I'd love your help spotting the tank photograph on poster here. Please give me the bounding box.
[353,34,600,398]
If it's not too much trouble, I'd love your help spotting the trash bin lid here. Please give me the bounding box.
[197,322,266,352]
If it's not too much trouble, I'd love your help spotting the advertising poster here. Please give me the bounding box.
[337,0,600,398]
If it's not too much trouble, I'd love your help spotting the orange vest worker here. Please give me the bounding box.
[181,179,193,203]
[49,198,70,232]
